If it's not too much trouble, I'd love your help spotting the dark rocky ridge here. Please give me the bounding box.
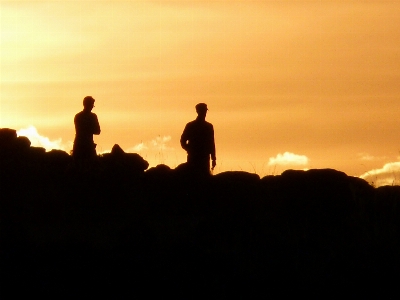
[1,128,400,298]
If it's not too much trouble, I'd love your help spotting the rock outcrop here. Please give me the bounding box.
[99,144,149,175]
[1,128,400,298]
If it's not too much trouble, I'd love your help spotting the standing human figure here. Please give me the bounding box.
[73,96,101,164]
[180,103,216,175]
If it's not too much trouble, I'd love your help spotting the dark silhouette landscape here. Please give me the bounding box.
[1,127,400,298]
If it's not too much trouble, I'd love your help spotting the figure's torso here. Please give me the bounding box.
[183,119,214,156]
[74,111,100,141]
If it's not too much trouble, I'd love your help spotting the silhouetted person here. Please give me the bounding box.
[180,103,216,175]
[73,96,101,165]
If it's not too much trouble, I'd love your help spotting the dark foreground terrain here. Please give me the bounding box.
[1,128,400,298]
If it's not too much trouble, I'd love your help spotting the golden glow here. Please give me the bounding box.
[1,1,400,182]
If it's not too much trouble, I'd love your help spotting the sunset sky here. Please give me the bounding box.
[1,1,400,186]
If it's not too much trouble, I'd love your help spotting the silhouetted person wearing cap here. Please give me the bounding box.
[180,103,216,175]
[73,96,101,165]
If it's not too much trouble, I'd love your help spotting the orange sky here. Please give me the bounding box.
[1,1,400,185]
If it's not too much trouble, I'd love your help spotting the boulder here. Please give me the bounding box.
[111,143,125,156]
[43,149,72,174]
[0,128,17,145]
[213,171,260,185]
[146,164,172,177]
[100,144,149,174]
[0,128,19,158]
[14,136,31,151]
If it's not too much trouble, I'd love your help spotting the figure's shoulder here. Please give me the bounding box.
[204,121,214,129]
[185,120,197,128]
[74,111,83,120]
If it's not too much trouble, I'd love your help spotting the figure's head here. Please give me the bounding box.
[83,96,95,110]
[195,103,208,118]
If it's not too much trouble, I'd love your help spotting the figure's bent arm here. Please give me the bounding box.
[210,126,216,161]
[180,125,189,151]
[93,114,101,135]
[180,135,188,151]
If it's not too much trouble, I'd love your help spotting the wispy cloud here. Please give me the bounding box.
[129,142,148,153]
[358,152,387,161]
[17,125,72,152]
[360,162,400,187]
[124,135,175,167]
[126,135,172,153]
[268,152,309,167]
[151,135,172,151]
[358,152,376,161]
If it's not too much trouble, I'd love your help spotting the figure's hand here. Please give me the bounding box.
[211,159,216,170]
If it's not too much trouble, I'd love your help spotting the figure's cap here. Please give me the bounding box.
[83,96,95,107]
[195,103,208,113]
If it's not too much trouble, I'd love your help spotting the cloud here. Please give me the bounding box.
[151,135,172,151]
[360,162,400,187]
[17,125,72,152]
[129,142,148,152]
[126,135,173,153]
[358,153,376,161]
[124,135,175,167]
[358,152,387,161]
[268,152,309,166]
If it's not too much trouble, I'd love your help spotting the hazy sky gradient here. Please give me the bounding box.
[1,1,400,183]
